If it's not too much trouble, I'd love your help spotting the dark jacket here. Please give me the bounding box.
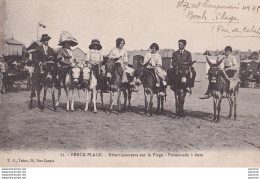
[34,45,54,65]
[33,45,54,74]
[172,50,192,68]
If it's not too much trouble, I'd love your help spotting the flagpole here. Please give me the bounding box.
[37,23,39,41]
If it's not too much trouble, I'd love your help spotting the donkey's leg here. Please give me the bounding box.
[122,89,127,111]
[216,96,222,123]
[37,88,42,108]
[128,88,132,111]
[29,88,35,108]
[55,88,61,107]
[65,88,70,112]
[149,92,153,116]
[179,90,187,117]
[93,88,97,113]
[51,87,57,111]
[161,97,164,113]
[144,91,148,115]
[234,91,237,120]
[100,92,104,109]
[227,96,233,119]
[71,89,75,111]
[157,95,160,113]
[174,91,179,116]
[212,97,217,122]
[42,87,48,110]
[90,92,93,107]
[117,89,122,114]
[108,91,114,113]
[85,90,89,112]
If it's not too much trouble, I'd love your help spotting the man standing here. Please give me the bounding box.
[170,39,196,90]
[31,34,54,97]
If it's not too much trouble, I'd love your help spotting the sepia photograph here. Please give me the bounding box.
[0,0,260,168]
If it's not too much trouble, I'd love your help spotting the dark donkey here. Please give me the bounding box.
[206,57,239,123]
[167,61,196,117]
[105,57,134,114]
[29,57,59,111]
[135,59,167,116]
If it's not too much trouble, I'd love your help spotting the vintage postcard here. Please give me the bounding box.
[0,0,260,167]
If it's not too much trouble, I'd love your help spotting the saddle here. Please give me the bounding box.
[224,69,240,90]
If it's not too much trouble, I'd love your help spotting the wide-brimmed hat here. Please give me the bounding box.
[58,31,78,47]
[89,39,102,50]
[40,34,51,42]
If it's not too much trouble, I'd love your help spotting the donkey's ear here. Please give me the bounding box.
[216,58,224,66]
[206,56,212,66]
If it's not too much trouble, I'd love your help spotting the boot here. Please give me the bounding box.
[199,84,212,99]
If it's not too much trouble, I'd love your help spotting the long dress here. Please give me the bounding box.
[109,47,134,83]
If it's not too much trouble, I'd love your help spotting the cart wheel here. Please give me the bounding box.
[15,83,21,92]
[244,80,250,88]
[254,83,260,88]
[6,82,14,91]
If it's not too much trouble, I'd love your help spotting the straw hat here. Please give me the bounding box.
[58,31,78,47]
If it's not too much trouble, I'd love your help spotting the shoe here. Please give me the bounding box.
[199,94,212,99]
[163,81,167,86]
[186,87,191,93]
[156,83,160,87]
[103,90,110,93]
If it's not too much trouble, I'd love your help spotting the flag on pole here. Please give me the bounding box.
[39,23,46,28]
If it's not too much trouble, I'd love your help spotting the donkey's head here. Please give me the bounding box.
[105,59,115,79]
[43,57,57,84]
[206,56,224,83]
[71,63,81,86]
[177,61,196,86]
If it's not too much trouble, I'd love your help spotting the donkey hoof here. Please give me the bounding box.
[93,111,97,113]
[116,111,121,115]
[106,110,111,114]
[28,104,33,109]
[70,109,75,112]
[54,108,58,112]
[84,110,88,113]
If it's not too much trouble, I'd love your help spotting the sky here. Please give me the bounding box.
[4,0,260,53]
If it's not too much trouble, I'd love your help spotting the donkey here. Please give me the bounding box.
[54,63,81,112]
[105,57,124,114]
[135,60,166,116]
[81,63,106,113]
[206,57,239,123]
[167,61,196,117]
[41,60,60,111]
[105,57,135,114]
[29,58,59,111]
